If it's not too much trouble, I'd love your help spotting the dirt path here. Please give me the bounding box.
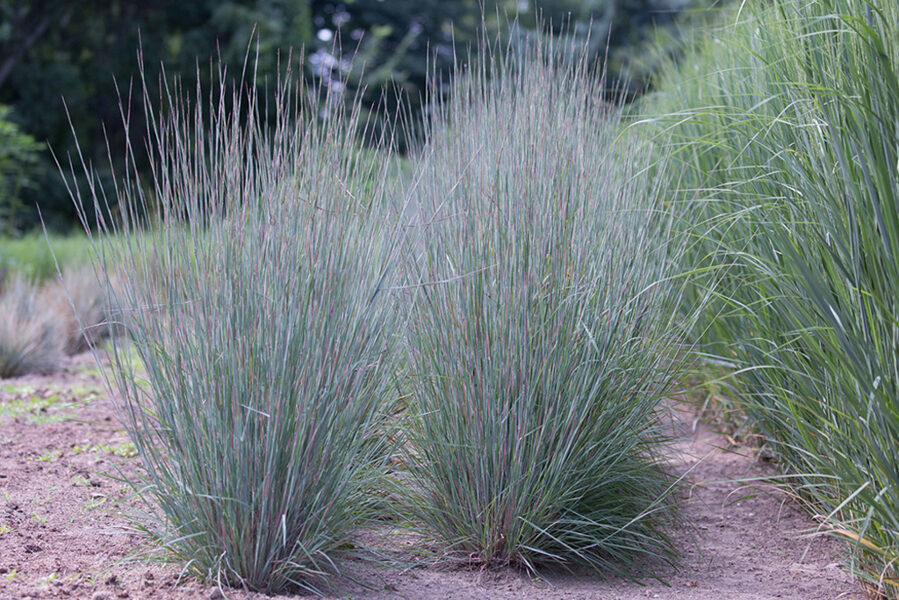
[0,355,862,600]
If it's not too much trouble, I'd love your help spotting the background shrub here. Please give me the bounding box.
[0,104,39,234]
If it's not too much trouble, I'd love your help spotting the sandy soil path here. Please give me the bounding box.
[0,355,862,600]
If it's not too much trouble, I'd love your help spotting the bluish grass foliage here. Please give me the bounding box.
[46,265,121,354]
[0,275,64,377]
[0,246,117,372]
[644,0,899,593]
[64,60,402,593]
[400,38,698,577]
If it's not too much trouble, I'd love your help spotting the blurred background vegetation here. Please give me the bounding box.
[0,0,723,235]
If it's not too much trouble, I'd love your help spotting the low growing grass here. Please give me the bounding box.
[644,0,899,593]
[0,261,120,378]
[0,276,64,378]
[44,265,121,354]
[0,232,95,283]
[0,384,100,423]
[400,38,698,577]
[65,60,402,593]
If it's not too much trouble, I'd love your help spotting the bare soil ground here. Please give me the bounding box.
[0,353,863,600]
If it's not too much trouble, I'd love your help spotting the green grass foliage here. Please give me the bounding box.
[645,0,899,592]
[57,38,705,589]
[0,232,95,282]
[400,39,697,577]
[57,3,899,591]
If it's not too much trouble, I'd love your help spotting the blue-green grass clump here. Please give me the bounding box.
[401,38,698,577]
[0,275,64,377]
[66,64,402,593]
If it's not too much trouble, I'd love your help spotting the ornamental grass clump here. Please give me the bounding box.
[401,39,695,577]
[64,61,401,593]
[645,0,899,592]
[0,275,64,377]
[44,265,121,354]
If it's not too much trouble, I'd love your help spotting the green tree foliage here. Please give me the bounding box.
[308,0,513,152]
[0,0,717,231]
[0,105,39,234]
[0,0,314,232]
[516,0,724,97]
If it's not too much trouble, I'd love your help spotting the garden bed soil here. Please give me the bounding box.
[0,353,862,600]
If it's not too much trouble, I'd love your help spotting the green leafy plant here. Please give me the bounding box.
[400,37,698,577]
[0,104,39,234]
[645,0,899,593]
